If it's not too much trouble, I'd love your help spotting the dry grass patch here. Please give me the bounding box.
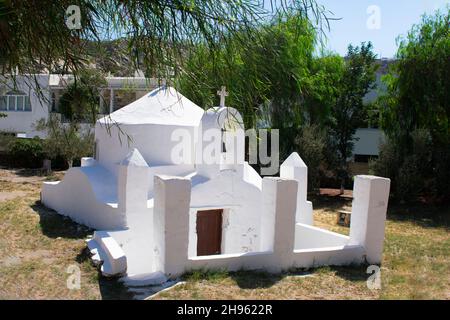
[0,168,132,299]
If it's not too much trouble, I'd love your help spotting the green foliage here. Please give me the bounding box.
[177,14,318,129]
[379,9,449,144]
[177,14,341,164]
[7,137,45,168]
[0,0,328,79]
[371,129,450,202]
[373,9,450,202]
[303,55,344,126]
[294,125,327,192]
[58,70,107,124]
[327,42,378,188]
[0,132,14,153]
[178,16,377,186]
[35,115,94,167]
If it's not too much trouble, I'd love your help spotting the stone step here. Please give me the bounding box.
[86,231,127,276]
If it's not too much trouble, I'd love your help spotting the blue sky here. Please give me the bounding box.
[316,0,449,58]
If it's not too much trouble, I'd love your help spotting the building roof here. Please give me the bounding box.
[48,74,157,90]
[98,86,205,126]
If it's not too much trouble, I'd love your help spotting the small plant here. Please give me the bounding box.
[7,137,45,168]
[34,115,94,168]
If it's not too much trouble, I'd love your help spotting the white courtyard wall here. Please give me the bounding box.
[41,166,126,229]
[294,223,350,250]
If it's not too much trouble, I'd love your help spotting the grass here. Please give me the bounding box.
[0,167,448,299]
[0,168,132,299]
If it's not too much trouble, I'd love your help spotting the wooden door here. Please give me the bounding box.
[196,209,223,256]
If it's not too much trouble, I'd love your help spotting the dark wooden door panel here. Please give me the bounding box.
[196,209,223,256]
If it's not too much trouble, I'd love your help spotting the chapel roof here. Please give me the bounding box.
[98,86,204,126]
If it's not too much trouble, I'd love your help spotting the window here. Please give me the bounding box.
[0,96,6,111]
[1,91,31,112]
[221,128,227,153]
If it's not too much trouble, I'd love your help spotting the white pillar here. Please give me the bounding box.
[260,178,277,252]
[109,88,114,113]
[349,175,391,264]
[261,177,297,270]
[117,149,149,215]
[280,152,313,225]
[153,175,191,278]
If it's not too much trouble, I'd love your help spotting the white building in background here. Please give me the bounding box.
[351,58,392,161]
[0,74,158,138]
[41,86,391,286]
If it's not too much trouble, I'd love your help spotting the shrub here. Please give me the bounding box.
[7,137,45,168]
[294,125,326,193]
[370,129,450,202]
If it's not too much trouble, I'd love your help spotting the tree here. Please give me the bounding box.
[294,124,327,192]
[35,115,94,168]
[1,1,331,144]
[58,69,107,124]
[373,8,450,201]
[379,9,449,146]
[302,54,344,127]
[0,0,329,79]
[327,42,378,193]
[177,13,327,164]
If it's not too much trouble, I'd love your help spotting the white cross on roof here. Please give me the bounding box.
[217,86,229,108]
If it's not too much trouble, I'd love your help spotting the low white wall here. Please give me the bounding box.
[152,175,390,278]
[292,245,365,267]
[41,167,126,230]
[186,244,366,273]
[294,223,349,250]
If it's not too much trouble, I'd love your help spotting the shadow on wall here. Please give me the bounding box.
[31,201,93,239]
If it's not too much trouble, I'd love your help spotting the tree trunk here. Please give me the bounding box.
[68,159,73,168]
[340,179,345,195]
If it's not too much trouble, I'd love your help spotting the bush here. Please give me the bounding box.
[294,125,326,192]
[370,129,450,202]
[7,137,45,168]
